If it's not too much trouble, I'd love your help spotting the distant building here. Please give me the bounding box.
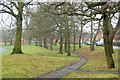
[114,29,120,42]
[96,30,120,46]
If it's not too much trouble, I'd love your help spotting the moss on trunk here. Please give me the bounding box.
[103,13,115,69]
[59,26,63,54]
[73,26,76,51]
[11,2,24,54]
[11,16,23,54]
[67,28,71,56]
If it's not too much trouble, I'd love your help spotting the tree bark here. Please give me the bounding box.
[73,26,76,51]
[44,37,48,49]
[59,27,63,54]
[10,38,13,45]
[11,2,23,54]
[110,38,114,53]
[79,17,83,48]
[64,24,68,53]
[64,37,67,53]
[4,39,6,45]
[103,13,115,69]
[79,35,82,48]
[39,38,42,47]
[55,38,58,45]
[92,21,101,50]
[67,27,71,56]
[35,39,38,46]
[90,15,94,51]
[11,17,23,54]
[50,35,53,50]
[28,38,31,45]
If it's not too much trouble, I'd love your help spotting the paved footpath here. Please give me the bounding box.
[39,51,120,78]
[39,54,88,78]
[0,47,9,54]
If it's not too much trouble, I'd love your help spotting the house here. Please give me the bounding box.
[96,30,103,42]
[113,29,120,46]
[96,30,120,46]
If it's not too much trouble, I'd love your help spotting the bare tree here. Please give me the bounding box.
[0,1,33,54]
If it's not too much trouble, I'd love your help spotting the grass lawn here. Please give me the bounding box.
[49,44,119,72]
[2,45,80,78]
[62,44,119,78]
[63,72,118,78]
[73,44,119,72]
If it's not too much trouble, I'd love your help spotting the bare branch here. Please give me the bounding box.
[0,9,17,18]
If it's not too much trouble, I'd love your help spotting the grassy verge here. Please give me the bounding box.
[60,44,120,79]
[74,44,119,72]
[48,44,119,72]
[2,45,80,78]
[63,72,118,78]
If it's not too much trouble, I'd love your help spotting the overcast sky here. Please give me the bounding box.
[0,2,119,33]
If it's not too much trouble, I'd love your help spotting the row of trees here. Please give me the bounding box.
[0,1,120,69]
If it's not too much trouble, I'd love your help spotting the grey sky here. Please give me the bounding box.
[0,1,119,33]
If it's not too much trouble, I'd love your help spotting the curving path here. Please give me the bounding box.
[39,54,88,78]
[0,48,9,54]
[39,50,120,79]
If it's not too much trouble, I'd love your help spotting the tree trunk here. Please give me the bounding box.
[67,28,71,56]
[64,25,68,53]
[39,38,42,47]
[44,37,48,49]
[10,38,13,45]
[79,35,81,48]
[50,35,53,50]
[90,15,94,51]
[73,26,76,51]
[11,2,23,54]
[11,16,23,54]
[4,39,6,45]
[55,38,58,45]
[35,42,38,46]
[103,13,115,69]
[92,21,101,51]
[110,38,114,53]
[64,37,67,53]
[79,17,83,48]
[35,39,38,46]
[28,38,31,45]
[108,21,115,54]
[59,27,63,54]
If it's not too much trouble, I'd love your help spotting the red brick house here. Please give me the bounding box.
[96,30,120,46]
[96,30,103,42]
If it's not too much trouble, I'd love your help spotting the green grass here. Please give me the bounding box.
[2,45,80,78]
[63,72,118,78]
[62,44,119,78]
[73,44,119,72]
[46,44,119,72]
[2,44,119,78]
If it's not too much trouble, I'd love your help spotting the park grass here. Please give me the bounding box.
[63,72,118,78]
[63,44,119,78]
[2,45,80,78]
[73,44,119,72]
[49,44,119,72]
